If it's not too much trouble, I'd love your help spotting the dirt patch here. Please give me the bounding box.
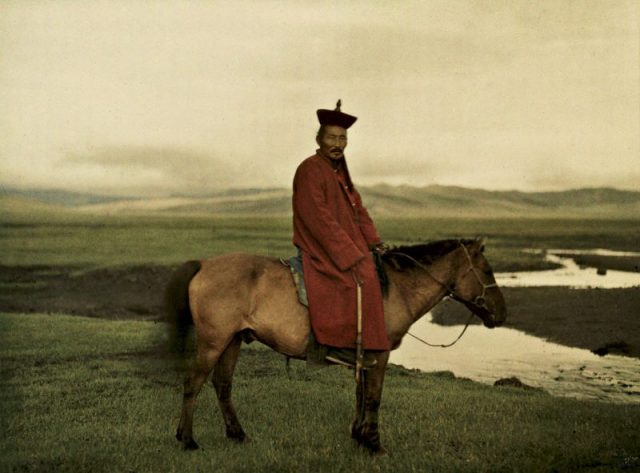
[494,377,544,392]
[0,264,176,320]
[555,253,640,273]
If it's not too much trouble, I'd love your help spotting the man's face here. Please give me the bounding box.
[317,125,348,160]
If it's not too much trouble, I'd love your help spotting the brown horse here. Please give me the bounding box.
[166,238,506,454]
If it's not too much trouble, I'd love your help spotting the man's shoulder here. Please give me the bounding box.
[297,153,322,168]
[295,154,326,174]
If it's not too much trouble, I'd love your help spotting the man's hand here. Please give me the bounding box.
[351,264,363,286]
[371,242,389,255]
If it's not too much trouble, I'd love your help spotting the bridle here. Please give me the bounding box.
[388,240,497,313]
[453,243,498,312]
[387,240,498,348]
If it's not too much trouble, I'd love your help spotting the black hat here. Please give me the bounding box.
[316,99,357,129]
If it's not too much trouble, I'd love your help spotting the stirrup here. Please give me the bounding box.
[325,349,377,369]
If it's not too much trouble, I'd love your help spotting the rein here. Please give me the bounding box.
[406,312,475,348]
[387,241,495,348]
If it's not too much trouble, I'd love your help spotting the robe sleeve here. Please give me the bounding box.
[293,163,365,271]
[353,188,382,247]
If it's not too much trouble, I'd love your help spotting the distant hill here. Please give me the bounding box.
[358,185,640,218]
[0,195,70,218]
[0,187,130,207]
[1,185,639,219]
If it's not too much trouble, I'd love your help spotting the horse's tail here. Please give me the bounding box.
[165,260,201,358]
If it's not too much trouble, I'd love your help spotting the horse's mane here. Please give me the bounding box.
[382,238,475,271]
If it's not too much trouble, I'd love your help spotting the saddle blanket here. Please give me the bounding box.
[280,251,308,307]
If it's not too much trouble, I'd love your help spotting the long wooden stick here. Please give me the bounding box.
[355,281,363,383]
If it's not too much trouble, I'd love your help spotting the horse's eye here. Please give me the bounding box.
[484,269,493,277]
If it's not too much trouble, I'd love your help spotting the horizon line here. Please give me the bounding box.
[2,182,640,200]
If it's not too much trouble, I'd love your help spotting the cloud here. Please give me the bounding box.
[60,146,246,195]
[1,1,637,195]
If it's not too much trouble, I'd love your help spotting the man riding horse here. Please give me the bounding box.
[292,100,389,369]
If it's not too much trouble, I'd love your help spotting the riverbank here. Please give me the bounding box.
[433,286,640,358]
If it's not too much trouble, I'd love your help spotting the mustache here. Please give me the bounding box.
[330,147,343,153]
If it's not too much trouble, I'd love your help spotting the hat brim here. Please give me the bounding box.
[317,109,357,129]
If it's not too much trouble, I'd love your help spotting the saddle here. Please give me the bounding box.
[280,248,388,305]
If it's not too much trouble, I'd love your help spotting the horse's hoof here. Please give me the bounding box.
[356,434,386,456]
[368,445,388,457]
[226,426,246,442]
[175,429,183,442]
[228,433,247,443]
[183,438,200,450]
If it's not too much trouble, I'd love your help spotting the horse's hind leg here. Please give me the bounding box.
[212,334,246,442]
[176,347,220,450]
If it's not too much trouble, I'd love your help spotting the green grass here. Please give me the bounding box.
[1,312,639,473]
[2,212,639,271]
[0,215,293,268]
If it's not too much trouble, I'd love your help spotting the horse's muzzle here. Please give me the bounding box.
[487,307,507,328]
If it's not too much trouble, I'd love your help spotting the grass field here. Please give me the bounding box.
[2,212,639,270]
[2,312,639,473]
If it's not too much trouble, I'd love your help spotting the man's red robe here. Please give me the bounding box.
[292,152,390,351]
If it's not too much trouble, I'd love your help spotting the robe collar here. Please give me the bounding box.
[316,150,354,191]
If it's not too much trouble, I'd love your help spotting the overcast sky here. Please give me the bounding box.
[1,0,638,196]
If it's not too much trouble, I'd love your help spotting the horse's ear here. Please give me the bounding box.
[474,236,486,253]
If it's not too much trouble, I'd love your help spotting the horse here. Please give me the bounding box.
[165,238,507,454]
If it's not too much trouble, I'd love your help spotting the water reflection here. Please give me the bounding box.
[391,314,640,404]
[496,249,640,288]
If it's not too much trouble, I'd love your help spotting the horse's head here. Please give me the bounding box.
[450,239,507,328]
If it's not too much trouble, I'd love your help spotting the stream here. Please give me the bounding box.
[391,249,640,403]
[391,314,639,403]
[496,249,640,289]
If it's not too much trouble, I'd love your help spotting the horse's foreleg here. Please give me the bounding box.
[176,348,220,450]
[354,351,390,455]
[212,334,246,442]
